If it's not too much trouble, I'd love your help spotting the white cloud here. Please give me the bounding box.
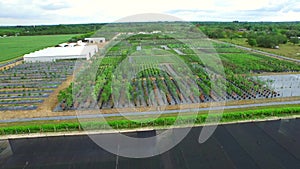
[38,0,70,10]
[0,0,299,25]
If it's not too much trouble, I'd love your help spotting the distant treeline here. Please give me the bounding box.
[1,22,300,37]
[0,23,106,36]
[1,22,300,48]
[194,21,300,47]
[194,21,300,37]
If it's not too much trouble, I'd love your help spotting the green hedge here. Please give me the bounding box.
[0,107,299,135]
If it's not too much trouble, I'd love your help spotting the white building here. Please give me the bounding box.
[24,45,98,62]
[85,37,106,43]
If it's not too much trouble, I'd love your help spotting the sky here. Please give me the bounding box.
[0,0,299,25]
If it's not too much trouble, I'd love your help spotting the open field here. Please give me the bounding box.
[220,38,300,60]
[0,23,300,132]
[57,32,300,111]
[0,35,76,63]
[0,31,299,120]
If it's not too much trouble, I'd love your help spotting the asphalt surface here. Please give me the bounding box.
[0,119,299,169]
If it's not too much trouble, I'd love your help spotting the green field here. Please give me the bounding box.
[220,38,300,60]
[0,35,76,63]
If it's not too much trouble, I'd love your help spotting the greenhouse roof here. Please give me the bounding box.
[24,45,95,58]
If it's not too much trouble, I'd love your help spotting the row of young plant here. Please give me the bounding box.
[0,89,53,95]
[57,34,285,110]
[1,106,299,135]
[0,60,76,111]
[220,53,300,74]
[1,61,74,73]
[92,56,221,108]
[65,63,260,109]
[166,40,297,100]
[168,42,280,100]
[58,55,127,110]
[59,36,251,109]
[164,39,300,74]
[0,58,23,69]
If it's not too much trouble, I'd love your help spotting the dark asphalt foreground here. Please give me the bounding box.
[0,119,299,169]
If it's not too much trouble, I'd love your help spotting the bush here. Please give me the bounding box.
[256,34,287,48]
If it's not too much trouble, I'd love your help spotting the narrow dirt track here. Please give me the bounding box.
[37,75,74,112]
[0,60,23,71]
[1,96,299,121]
[1,100,300,123]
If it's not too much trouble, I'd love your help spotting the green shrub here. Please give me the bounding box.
[0,107,299,135]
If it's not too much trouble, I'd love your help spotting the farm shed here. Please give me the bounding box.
[24,45,98,62]
[85,37,106,43]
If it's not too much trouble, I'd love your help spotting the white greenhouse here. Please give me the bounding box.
[85,38,106,43]
[24,45,98,62]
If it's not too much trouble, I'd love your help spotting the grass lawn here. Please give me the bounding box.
[0,35,77,63]
[220,38,300,60]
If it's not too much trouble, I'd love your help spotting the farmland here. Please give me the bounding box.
[57,31,300,111]
[220,38,300,60]
[0,22,299,134]
[0,61,75,111]
[0,35,76,62]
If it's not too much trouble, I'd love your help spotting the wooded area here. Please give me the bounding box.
[197,22,300,48]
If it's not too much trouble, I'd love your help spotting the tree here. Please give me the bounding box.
[275,34,288,44]
[248,38,257,47]
[285,30,299,38]
[256,35,278,48]
[290,37,299,45]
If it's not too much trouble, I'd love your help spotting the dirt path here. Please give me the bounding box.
[1,100,300,126]
[1,96,299,121]
[37,75,74,112]
[0,60,23,71]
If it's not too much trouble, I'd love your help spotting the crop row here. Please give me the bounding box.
[57,34,297,110]
[0,60,75,110]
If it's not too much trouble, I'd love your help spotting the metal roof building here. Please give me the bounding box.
[85,38,106,43]
[24,45,98,62]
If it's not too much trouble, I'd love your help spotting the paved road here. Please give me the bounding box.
[1,100,299,123]
[212,39,300,64]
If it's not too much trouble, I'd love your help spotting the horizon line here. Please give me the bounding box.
[1,20,300,27]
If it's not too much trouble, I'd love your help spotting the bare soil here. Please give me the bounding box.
[0,60,23,71]
[37,75,74,112]
[1,96,299,121]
